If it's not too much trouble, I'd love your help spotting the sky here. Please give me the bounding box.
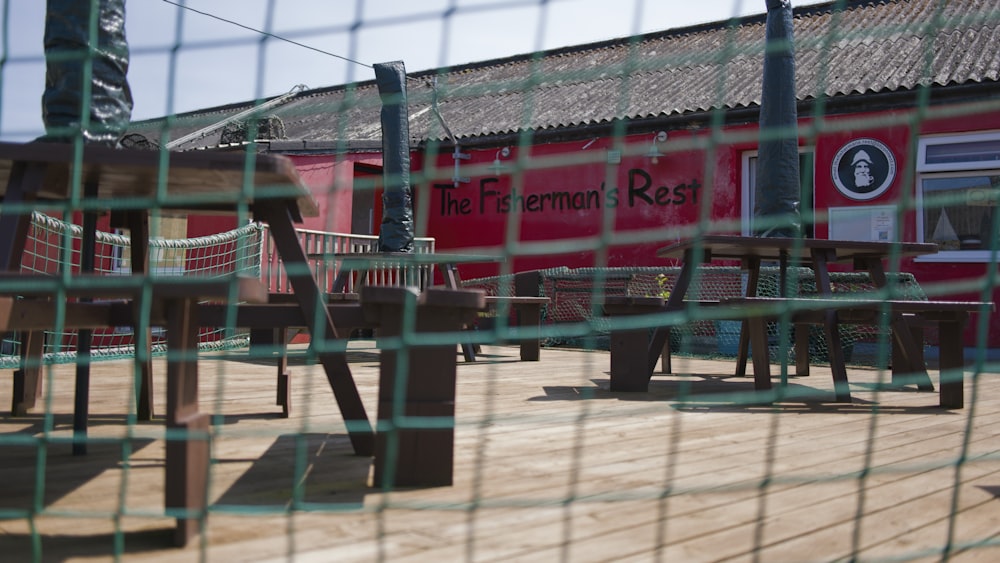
[0,0,830,141]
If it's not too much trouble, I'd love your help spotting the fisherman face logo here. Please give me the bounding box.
[832,138,896,201]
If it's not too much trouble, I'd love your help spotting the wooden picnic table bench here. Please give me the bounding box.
[208,285,487,487]
[598,236,995,409]
[479,295,549,361]
[0,274,268,546]
[603,294,993,408]
[601,295,728,389]
[639,236,942,404]
[257,290,548,363]
[302,253,549,362]
[250,289,548,417]
[712,296,994,408]
[0,140,368,546]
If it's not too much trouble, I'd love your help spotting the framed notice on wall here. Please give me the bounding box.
[828,205,896,242]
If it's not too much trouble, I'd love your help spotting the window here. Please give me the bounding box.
[916,132,1000,262]
[741,150,815,237]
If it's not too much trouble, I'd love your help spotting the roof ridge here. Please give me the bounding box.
[128,0,1000,147]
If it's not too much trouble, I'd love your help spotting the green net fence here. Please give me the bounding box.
[0,212,264,368]
[2,1,1000,561]
[463,265,931,365]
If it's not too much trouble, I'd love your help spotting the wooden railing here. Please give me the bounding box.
[260,225,436,294]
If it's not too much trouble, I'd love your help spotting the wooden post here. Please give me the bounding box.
[11,330,44,416]
[938,314,966,409]
[363,286,484,488]
[603,296,665,392]
[164,297,209,546]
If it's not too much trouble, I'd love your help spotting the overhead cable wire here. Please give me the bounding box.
[160,0,373,69]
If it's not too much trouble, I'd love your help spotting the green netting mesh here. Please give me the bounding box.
[2,1,1000,562]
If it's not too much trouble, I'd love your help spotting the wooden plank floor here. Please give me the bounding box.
[2,342,1000,562]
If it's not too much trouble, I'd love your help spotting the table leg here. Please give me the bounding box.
[332,265,364,293]
[435,262,479,362]
[887,321,934,390]
[661,339,672,375]
[440,263,460,289]
[890,324,926,386]
[164,297,209,546]
[938,315,966,409]
[516,303,542,361]
[648,250,696,375]
[794,323,811,376]
[0,161,45,270]
[72,179,100,456]
[275,327,291,418]
[116,210,156,420]
[364,287,479,487]
[736,257,761,378]
[812,253,851,402]
[514,271,543,362]
[247,325,291,417]
[610,322,656,392]
[11,330,44,416]
[862,258,935,391]
[747,316,773,392]
[3,162,47,417]
[822,311,852,402]
[256,205,373,456]
[460,337,477,362]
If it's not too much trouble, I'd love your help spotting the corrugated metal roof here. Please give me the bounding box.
[130,0,1000,151]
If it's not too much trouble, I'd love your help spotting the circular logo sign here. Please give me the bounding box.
[831,138,896,201]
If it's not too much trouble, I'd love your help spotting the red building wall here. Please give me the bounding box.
[188,153,379,236]
[414,107,1000,348]
[413,131,731,279]
[180,106,999,349]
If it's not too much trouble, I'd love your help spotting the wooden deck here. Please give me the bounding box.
[2,342,1000,562]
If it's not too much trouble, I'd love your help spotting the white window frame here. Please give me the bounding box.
[740,148,816,236]
[917,130,1000,173]
[915,131,1000,263]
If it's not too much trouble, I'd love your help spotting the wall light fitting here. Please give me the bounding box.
[491,146,511,173]
[647,131,668,163]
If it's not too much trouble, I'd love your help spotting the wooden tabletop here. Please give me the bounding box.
[656,235,939,262]
[0,141,318,217]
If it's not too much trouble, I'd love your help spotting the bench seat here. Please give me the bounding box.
[474,295,550,361]
[601,293,993,408]
[714,297,993,322]
[3,275,268,417]
[714,297,994,408]
[601,295,721,383]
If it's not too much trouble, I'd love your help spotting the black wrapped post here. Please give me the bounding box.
[41,0,132,145]
[39,0,133,456]
[374,61,415,253]
[754,0,802,238]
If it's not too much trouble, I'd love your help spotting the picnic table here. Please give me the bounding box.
[657,236,939,397]
[604,235,990,407]
[0,141,371,545]
[312,250,548,361]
